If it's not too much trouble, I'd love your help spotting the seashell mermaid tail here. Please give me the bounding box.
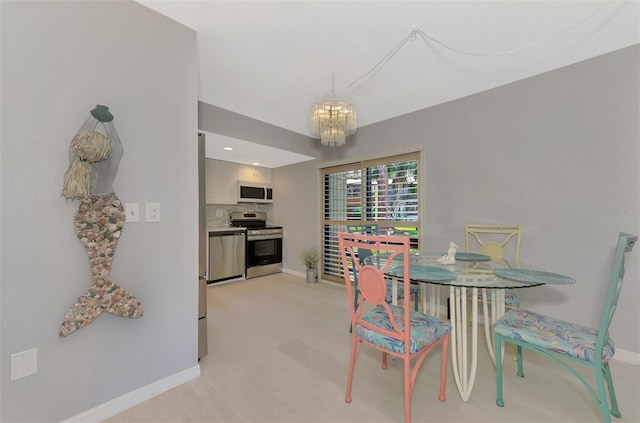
[59,279,143,337]
[59,193,143,337]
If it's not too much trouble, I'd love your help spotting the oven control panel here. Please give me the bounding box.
[247,228,283,240]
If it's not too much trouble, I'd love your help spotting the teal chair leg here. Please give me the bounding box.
[603,362,621,418]
[516,345,524,378]
[495,334,505,407]
[496,339,622,422]
[595,367,614,423]
[496,338,525,408]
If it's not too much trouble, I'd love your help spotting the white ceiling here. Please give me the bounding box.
[202,131,315,168]
[138,1,639,167]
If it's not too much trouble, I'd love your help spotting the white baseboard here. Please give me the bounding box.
[282,268,305,278]
[282,268,345,288]
[61,364,201,423]
[614,348,640,365]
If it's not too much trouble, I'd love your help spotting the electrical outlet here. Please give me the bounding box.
[11,348,37,381]
[124,203,140,222]
[145,202,161,222]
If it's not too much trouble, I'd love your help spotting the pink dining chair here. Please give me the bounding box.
[346,223,420,314]
[339,232,451,423]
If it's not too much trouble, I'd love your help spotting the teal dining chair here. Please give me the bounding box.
[339,232,451,423]
[494,232,637,423]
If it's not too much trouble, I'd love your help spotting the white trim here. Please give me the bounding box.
[282,268,343,288]
[319,279,347,288]
[283,268,306,279]
[61,365,201,423]
[315,144,424,169]
[613,348,640,365]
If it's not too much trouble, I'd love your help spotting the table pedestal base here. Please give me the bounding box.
[449,287,506,401]
[394,278,507,402]
[449,286,478,402]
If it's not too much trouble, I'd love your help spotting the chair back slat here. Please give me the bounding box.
[465,224,521,261]
[347,224,379,265]
[596,233,637,354]
[339,233,412,344]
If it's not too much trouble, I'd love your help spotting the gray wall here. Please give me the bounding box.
[1,1,198,421]
[272,45,640,353]
[4,1,634,421]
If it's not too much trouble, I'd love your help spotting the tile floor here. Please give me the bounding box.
[105,273,640,423]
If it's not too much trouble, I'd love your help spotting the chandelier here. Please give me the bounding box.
[310,74,357,147]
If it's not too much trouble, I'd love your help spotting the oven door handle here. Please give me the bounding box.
[248,234,283,241]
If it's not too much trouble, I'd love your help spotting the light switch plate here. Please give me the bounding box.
[124,203,140,222]
[11,348,37,381]
[145,202,161,222]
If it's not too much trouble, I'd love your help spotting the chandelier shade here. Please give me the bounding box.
[310,100,357,147]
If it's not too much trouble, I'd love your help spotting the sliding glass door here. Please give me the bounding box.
[321,152,420,283]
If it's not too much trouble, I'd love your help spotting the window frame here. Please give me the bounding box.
[320,152,421,284]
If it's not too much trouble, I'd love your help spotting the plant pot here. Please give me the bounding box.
[306,268,318,284]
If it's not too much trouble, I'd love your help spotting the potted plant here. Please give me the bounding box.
[300,246,320,284]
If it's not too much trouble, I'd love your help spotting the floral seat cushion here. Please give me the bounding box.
[355,304,451,354]
[467,288,521,307]
[493,309,614,363]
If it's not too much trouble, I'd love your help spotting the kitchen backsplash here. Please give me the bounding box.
[205,203,271,228]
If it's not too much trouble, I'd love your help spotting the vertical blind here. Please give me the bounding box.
[321,152,420,282]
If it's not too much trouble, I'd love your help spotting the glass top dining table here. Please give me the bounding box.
[375,251,575,402]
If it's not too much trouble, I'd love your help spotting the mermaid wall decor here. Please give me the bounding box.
[59,105,143,337]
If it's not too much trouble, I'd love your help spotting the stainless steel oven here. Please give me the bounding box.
[230,211,283,279]
[245,227,282,278]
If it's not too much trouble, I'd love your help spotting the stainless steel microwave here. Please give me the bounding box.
[237,180,273,203]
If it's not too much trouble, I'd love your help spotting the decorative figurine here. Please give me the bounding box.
[59,105,143,337]
[437,242,458,265]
